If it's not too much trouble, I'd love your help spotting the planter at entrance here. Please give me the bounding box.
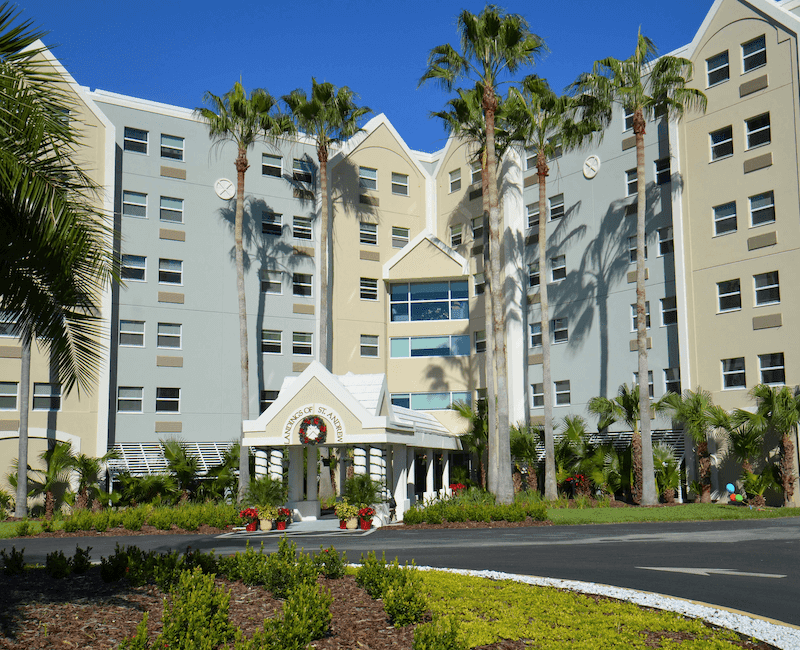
[339,520,347,529]
[276,521,287,531]
[345,517,358,530]
[260,519,273,531]
[359,518,372,531]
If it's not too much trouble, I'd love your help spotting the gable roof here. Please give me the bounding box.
[383,229,469,280]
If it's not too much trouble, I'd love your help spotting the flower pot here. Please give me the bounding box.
[245,522,256,532]
[260,519,272,531]
[346,517,358,530]
[276,521,287,530]
[359,518,372,530]
[339,519,347,529]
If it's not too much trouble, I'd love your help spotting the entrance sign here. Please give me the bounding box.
[283,403,345,444]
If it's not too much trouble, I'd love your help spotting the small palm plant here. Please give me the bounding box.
[510,422,542,494]
[243,475,287,508]
[743,466,780,508]
[343,474,384,508]
[652,443,680,504]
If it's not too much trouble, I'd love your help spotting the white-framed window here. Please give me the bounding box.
[118,386,143,412]
[742,35,766,73]
[633,370,654,398]
[0,382,18,410]
[717,279,741,312]
[664,368,681,394]
[122,191,147,218]
[360,277,378,301]
[293,158,313,183]
[390,391,471,411]
[262,153,282,177]
[548,136,563,159]
[123,127,148,154]
[261,329,281,354]
[360,221,377,245]
[292,273,312,297]
[450,224,463,247]
[121,254,146,282]
[530,322,542,348]
[390,281,469,322]
[260,390,279,412]
[628,236,647,264]
[658,227,673,255]
[759,352,785,385]
[160,134,184,161]
[631,302,651,330]
[157,323,181,349]
[449,168,461,193]
[625,169,637,196]
[292,216,312,240]
[475,330,486,353]
[754,271,780,306]
[655,158,670,185]
[391,172,408,196]
[551,255,566,282]
[360,334,379,357]
[119,320,145,347]
[392,226,409,248]
[472,216,484,242]
[707,51,730,86]
[552,317,568,344]
[0,311,17,337]
[526,202,539,230]
[293,332,313,356]
[745,113,770,149]
[156,387,180,413]
[532,383,544,407]
[359,166,377,190]
[722,357,746,389]
[525,147,536,170]
[713,201,737,236]
[261,270,282,295]
[554,380,570,406]
[390,335,470,358]
[528,261,540,289]
[159,196,183,224]
[549,194,564,221]
[749,191,775,226]
[623,107,634,132]
[262,212,282,236]
[474,272,485,296]
[471,160,482,184]
[710,126,733,160]
[33,383,61,411]
[158,259,182,285]
[661,297,677,326]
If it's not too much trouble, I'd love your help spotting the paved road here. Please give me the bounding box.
[4,517,799,627]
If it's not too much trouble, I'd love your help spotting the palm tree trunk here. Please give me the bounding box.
[15,338,31,518]
[697,441,712,503]
[482,154,497,495]
[631,428,643,505]
[318,145,331,370]
[780,432,796,507]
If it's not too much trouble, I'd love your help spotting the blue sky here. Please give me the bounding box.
[25,0,713,153]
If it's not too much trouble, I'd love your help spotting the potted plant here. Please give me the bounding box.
[358,505,375,530]
[334,499,359,529]
[238,507,258,532]
[257,504,278,530]
[275,506,292,530]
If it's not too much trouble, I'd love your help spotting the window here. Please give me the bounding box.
[293,332,312,356]
[390,281,468,322]
[360,277,378,301]
[33,383,61,411]
[528,261,540,288]
[391,172,408,196]
[551,255,566,282]
[391,391,471,411]
[742,35,766,73]
[759,352,785,385]
[123,127,148,154]
[661,297,677,326]
[292,273,312,297]
[260,390,279,412]
[156,387,180,413]
[717,279,741,312]
[530,322,542,348]
[631,302,651,330]
[159,196,183,223]
[392,226,409,248]
[633,371,654,398]
[552,318,568,344]
[554,380,570,406]
[706,51,730,86]
[471,160,482,184]
[0,382,18,410]
[472,216,484,242]
[122,191,147,218]
[390,335,470,358]
[525,148,536,170]
[361,334,379,357]
[548,136,563,159]
[710,126,733,160]
[261,329,281,354]
[157,323,181,349]
[532,383,544,407]
[118,386,143,412]
[0,311,17,337]
[261,270,282,294]
[293,158,313,183]
[262,153,282,177]
[360,221,377,245]
[658,227,673,255]
[475,330,486,353]
[449,168,461,193]
[623,107,634,131]
[121,254,146,281]
[655,158,670,185]
[359,166,377,190]
[160,134,184,161]
[746,113,770,149]
[158,259,182,285]
[262,212,282,236]
[476,388,487,410]
[628,236,648,264]
[119,320,145,347]
[549,194,564,221]
[722,358,746,389]
[293,216,312,240]
[526,203,540,229]
[474,272,485,296]
[625,169,637,196]
[664,368,681,394]
[754,271,780,306]
[714,201,737,235]
[749,191,775,226]
[450,224,463,247]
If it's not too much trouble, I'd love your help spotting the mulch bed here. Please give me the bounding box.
[9,523,230,539]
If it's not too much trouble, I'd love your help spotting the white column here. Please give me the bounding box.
[353,446,367,475]
[425,448,435,500]
[407,448,416,504]
[392,445,408,520]
[335,448,346,495]
[442,451,450,496]
[254,449,268,477]
[369,446,384,485]
[268,449,283,481]
[288,447,303,502]
[306,447,318,501]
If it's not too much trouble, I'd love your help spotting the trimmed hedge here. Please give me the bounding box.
[403,500,547,525]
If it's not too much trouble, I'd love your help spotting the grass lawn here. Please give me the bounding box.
[546,503,800,525]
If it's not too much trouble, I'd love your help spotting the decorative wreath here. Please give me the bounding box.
[299,415,327,445]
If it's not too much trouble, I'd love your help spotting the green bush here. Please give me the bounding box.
[278,580,333,648]
[263,538,318,599]
[153,550,185,592]
[45,549,72,579]
[384,571,428,626]
[355,550,391,598]
[343,473,384,507]
[63,509,93,532]
[403,506,424,524]
[243,475,287,508]
[14,519,33,537]
[184,546,219,576]
[119,612,149,650]
[413,616,467,650]
[313,545,347,579]
[148,506,174,530]
[72,546,92,575]
[93,511,110,532]
[1,546,25,576]
[122,508,146,531]
[219,542,267,586]
[100,544,128,582]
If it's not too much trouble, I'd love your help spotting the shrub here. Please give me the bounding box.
[184,546,219,576]
[40,518,54,533]
[278,580,333,648]
[93,511,110,532]
[219,542,267,586]
[413,616,467,650]
[72,546,92,574]
[384,572,428,626]
[63,509,93,533]
[0,546,25,576]
[119,612,149,650]
[153,550,185,591]
[403,506,424,524]
[243,475,287,508]
[45,550,73,579]
[148,506,174,530]
[14,519,33,537]
[313,545,347,579]
[523,502,548,521]
[100,544,128,582]
[122,508,146,531]
[263,538,318,599]
[355,550,391,598]
[343,474,384,507]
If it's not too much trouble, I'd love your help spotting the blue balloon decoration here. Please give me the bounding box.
[726,483,735,493]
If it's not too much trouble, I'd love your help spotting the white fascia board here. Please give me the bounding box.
[428,133,458,179]
[382,230,469,279]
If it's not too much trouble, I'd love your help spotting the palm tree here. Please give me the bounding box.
[161,438,201,501]
[195,83,295,499]
[421,5,545,504]
[72,449,120,510]
[451,400,488,489]
[726,412,765,476]
[283,79,371,371]
[505,75,602,501]
[30,441,77,519]
[573,32,707,506]
[510,422,542,493]
[555,415,595,492]
[652,442,679,503]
